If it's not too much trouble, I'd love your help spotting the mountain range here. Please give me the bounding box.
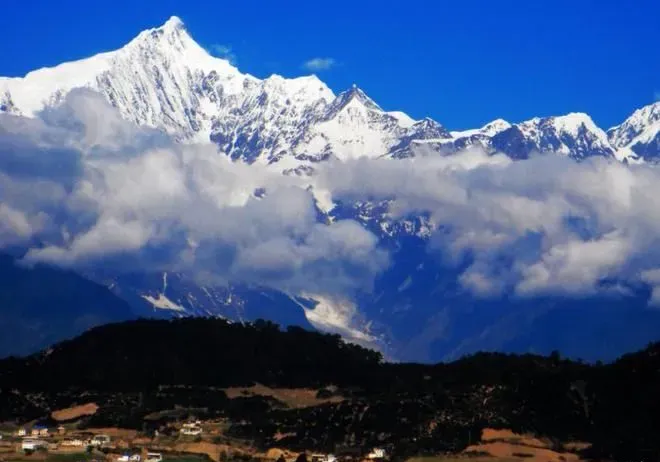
[2,16,659,168]
[1,16,660,360]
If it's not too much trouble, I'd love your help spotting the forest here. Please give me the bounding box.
[0,317,658,461]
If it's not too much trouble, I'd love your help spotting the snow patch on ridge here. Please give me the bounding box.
[141,293,186,312]
[291,294,379,348]
[451,118,511,138]
[140,272,186,312]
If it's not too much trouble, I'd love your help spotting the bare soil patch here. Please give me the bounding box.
[260,448,299,460]
[481,428,550,450]
[465,441,580,462]
[462,428,589,462]
[84,427,139,439]
[51,403,99,422]
[222,384,343,408]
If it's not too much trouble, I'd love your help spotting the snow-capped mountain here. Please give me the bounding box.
[495,113,616,160]
[3,16,657,169]
[0,17,425,171]
[290,85,410,164]
[3,16,660,362]
[407,113,618,161]
[0,16,335,163]
[608,102,660,161]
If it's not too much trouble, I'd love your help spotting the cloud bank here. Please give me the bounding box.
[3,89,660,307]
[320,151,660,303]
[0,89,386,297]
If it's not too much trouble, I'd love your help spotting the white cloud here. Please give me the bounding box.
[0,89,386,297]
[641,269,660,307]
[0,203,34,242]
[316,150,660,302]
[302,57,336,72]
[5,88,660,308]
[209,44,237,65]
[515,231,632,296]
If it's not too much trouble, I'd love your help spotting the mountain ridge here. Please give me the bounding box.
[2,16,659,166]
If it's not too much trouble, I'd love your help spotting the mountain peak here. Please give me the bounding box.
[411,117,449,134]
[607,101,660,160]
[518,112,600,137]
[409,118,452,140]
[331,85,382,113]
[608,101,660,147]
[133,14,192,46]
[481,118,511,133]
[548,112,605,138]
[450,118,511,139]
[122,14,246,82]
[417,117,441,126]
[162,15,185,30]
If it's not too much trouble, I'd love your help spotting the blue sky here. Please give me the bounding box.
[1,0,658,130]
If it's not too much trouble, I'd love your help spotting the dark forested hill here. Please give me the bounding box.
[0,318,658,461]
[0,318,382,390]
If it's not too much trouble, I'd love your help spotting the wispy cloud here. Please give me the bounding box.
[302,57,336,72]
[209,44,237,65]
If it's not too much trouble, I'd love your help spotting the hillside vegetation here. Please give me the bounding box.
[0,318,658,461]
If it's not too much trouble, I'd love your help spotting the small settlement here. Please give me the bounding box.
[0,420,389,462]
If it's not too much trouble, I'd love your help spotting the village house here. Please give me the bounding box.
[60,438,86,448]
[90,434,111,447]
[117,453,142,462]
[335,447,362,461]
[179,421,202,436]
[146,452,163,462]
[21,439,47,451]
[31,426,49,437]
[311,454,337,462]
[366,449,386,460]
